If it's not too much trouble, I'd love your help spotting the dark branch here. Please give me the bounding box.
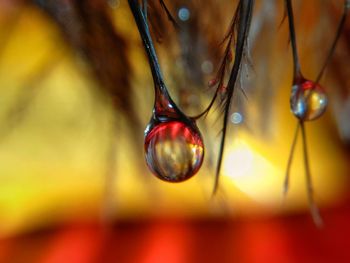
[315,0,349,83]
[213,0,254,195]
[285,0,302,81]
[159,0,180,29]
[300,121,323,227]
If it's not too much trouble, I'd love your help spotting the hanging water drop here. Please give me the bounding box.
[128,1,205,182]
[143,82,205,182]
[144,121,204,182]
[290,79,328,121]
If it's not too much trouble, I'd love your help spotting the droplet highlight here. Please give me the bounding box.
[178,7,190,21]
[290,80,328,121]
[230,112,243,124]
[144,121,204,182]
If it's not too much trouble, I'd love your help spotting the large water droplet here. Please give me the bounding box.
[144,121,204,182]
[290,80,328,121]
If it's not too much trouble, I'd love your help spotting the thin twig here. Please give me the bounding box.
[158,0,180,29]
[300,121,323,227]
[285,0,302,80]
[283,122,300,196]
[213,0,254,195]
[315,0,349,84]
[142,0,148,19]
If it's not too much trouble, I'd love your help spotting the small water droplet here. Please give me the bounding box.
[231,112,243,124]
[290,79,328,121]
[144,121,204,182]
[208,78,218,87]
[201,60,213,74]
[178,7,190,21]
[107,0,120,9]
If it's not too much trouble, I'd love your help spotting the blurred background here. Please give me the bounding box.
[0,0,350,262]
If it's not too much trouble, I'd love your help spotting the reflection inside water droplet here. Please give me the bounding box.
[290,80,328,121]
[144,121,204,182]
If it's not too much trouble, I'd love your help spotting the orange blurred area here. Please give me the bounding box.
[1,204,350,263]
[0,0,350,262]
